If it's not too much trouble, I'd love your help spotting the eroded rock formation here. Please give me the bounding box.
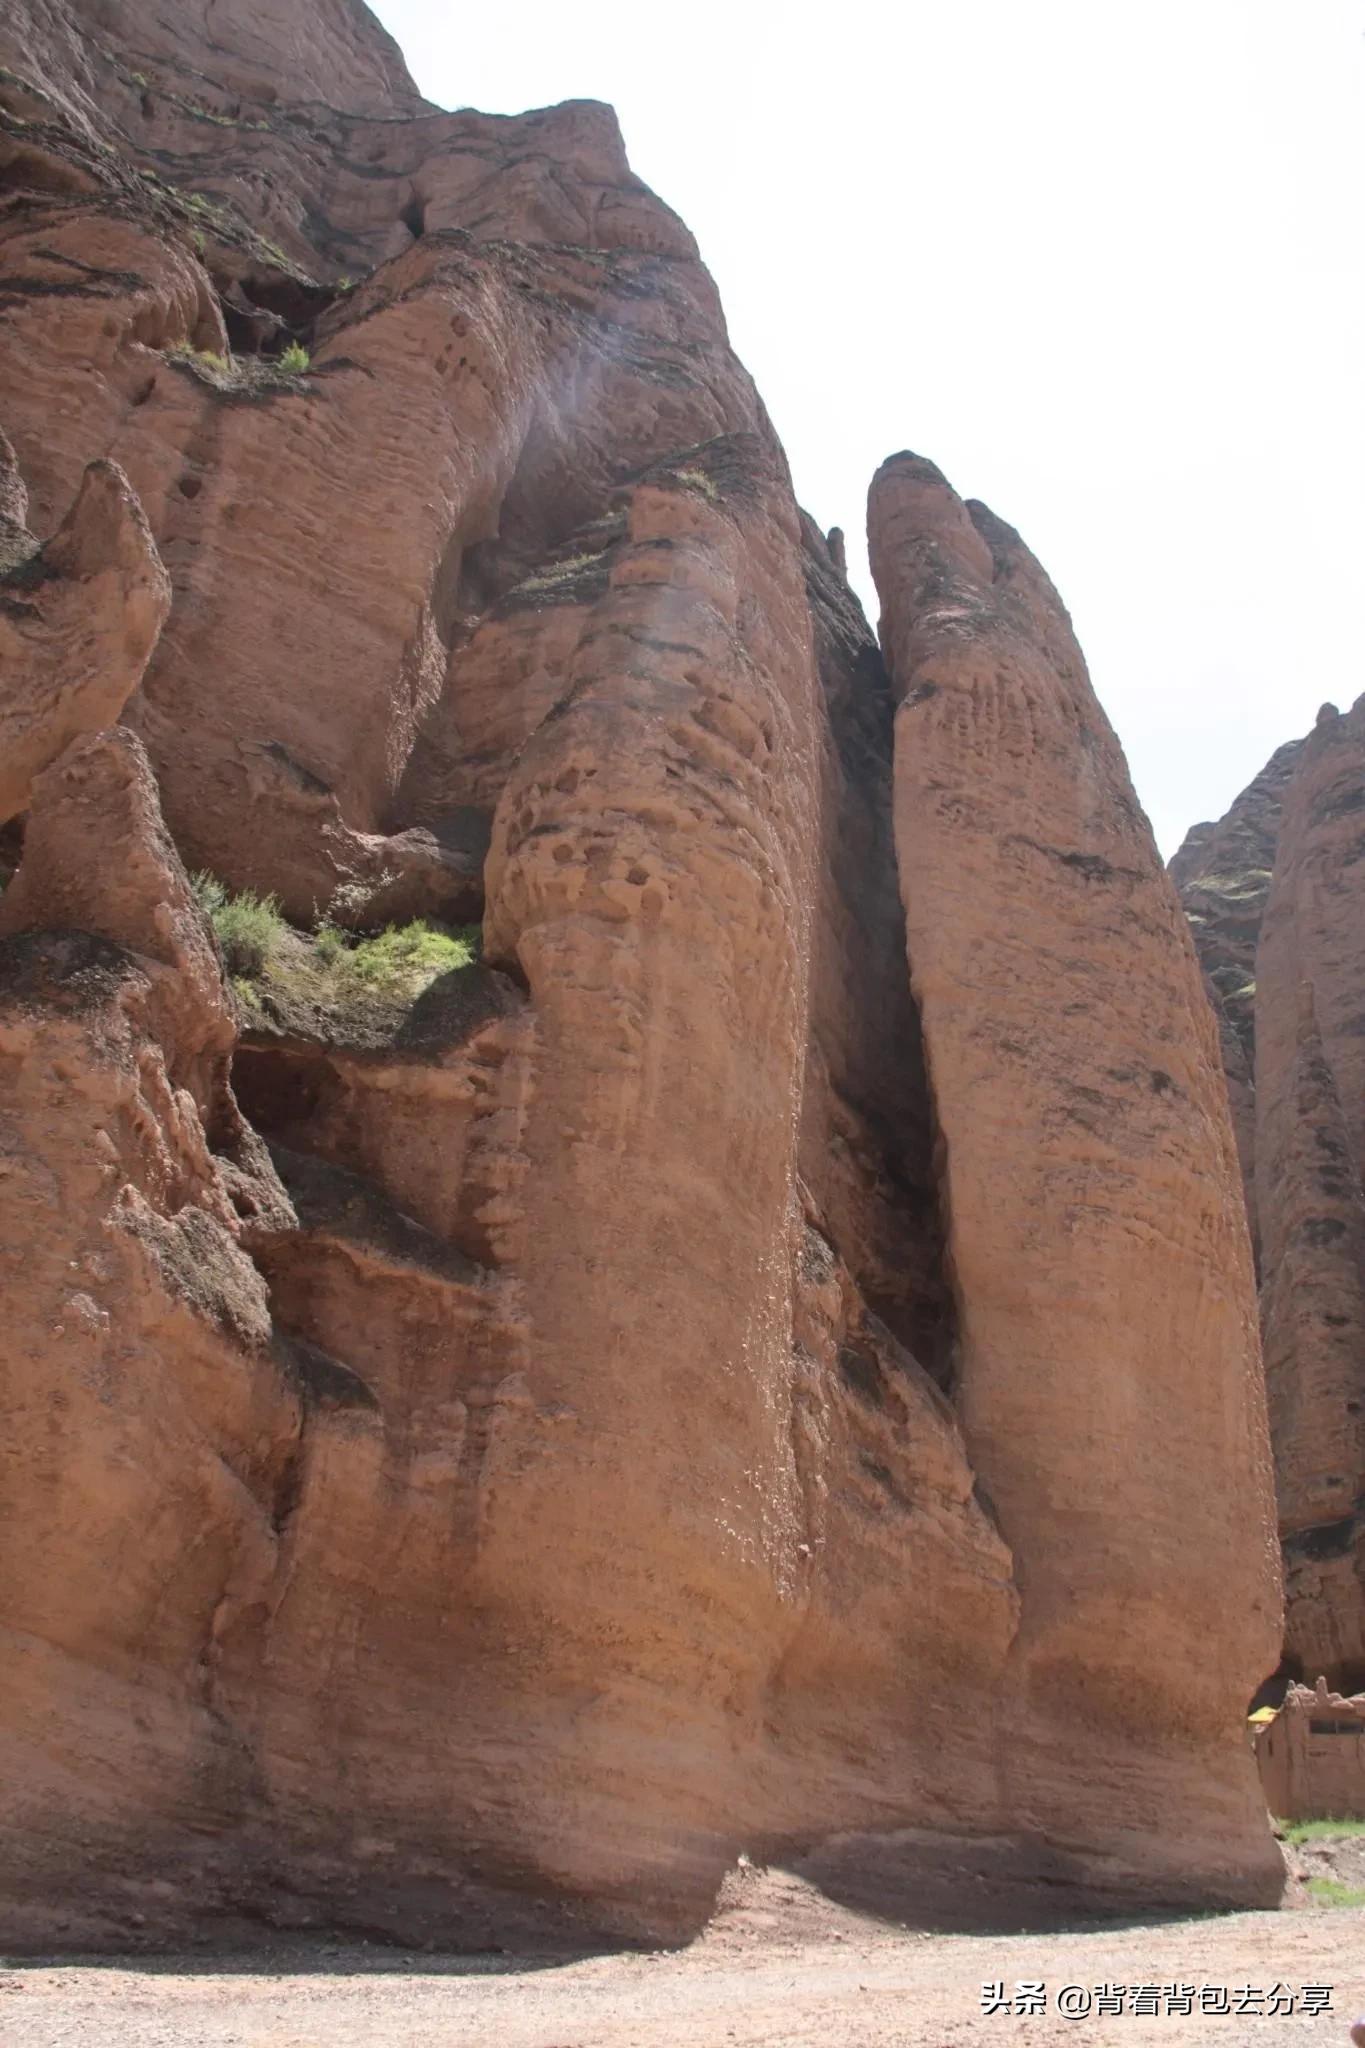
[1170,736,1304,1251]
[1176,708,1365,1693]
[0,448,169,824]
[0,0,1282,1947]
[868,453,1280,1888]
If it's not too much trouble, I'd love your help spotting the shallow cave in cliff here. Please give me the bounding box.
[230,1043,333,1147]
[211,268,343,358]
[0,814,22,887]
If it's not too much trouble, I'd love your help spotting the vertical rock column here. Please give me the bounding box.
[475,437,823,1926]
[1168,733,1304,1263]
[1255,701,1365,1690]
[867,453,1282,1904]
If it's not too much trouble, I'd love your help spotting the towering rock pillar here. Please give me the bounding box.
[448,443,819,1920]
[0,0,1299,1939]
[1254,701,1365,1690]
[868,453,1282,1902]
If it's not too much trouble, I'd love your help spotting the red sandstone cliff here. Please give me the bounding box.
[0,0,1283,1947]
[1175,710,1365,1695]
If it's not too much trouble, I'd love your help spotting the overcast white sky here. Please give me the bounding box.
[373,0,1364,855]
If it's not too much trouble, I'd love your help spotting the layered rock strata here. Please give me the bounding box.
[1170,737,1303,1254]
[0,444,169,823]
[0,0,1282,1946]
[1176,708,1365,1692]
[868,453,1280,1895]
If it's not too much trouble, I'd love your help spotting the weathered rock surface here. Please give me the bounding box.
[0,0,1283,1949]
[1173,710,1365,1693]
[0,730,303,1947]
[1171,736,1304,1254]
[0,452,169,824]
[868,452,1281,1900]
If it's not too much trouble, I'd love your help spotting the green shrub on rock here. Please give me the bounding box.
[191,871,285,976]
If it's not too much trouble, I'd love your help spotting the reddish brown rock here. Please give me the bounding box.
[0,728,225,1052]
[1171,736,1303,1253]
[794,509,953,1375]
[0,454,169,823]
[0,0,1287,1952]
[1252,699,1365,1691]
[87,0,422,117]
[868,452,1282,1904]
[1172,709,1365,1693]
[0,730,301,1946]
[469,440,1020,1915]
[0,104,751,924]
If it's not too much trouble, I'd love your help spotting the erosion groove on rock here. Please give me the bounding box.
[0,0,1283,1949]
[867,453,1281,1896]
[1174,706,1365,1694]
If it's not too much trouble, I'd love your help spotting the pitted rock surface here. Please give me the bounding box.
[0,0,1285,1950]
[1174,709,1365,1692]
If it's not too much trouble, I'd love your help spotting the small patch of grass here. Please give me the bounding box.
[313,917,349,967]
[194,883,479,1009]
[183,102,269,130]
[1306,1876,1365,1908]
[516,549,606,597]
[675,465,720,502]
[192,872,286,978]
[168,341,231,374]
[1281,1816,1365,1845]
[165,341,315,394]
[331,918,479,994]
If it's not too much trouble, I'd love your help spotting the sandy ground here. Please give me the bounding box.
[4,1870,1363,2048]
